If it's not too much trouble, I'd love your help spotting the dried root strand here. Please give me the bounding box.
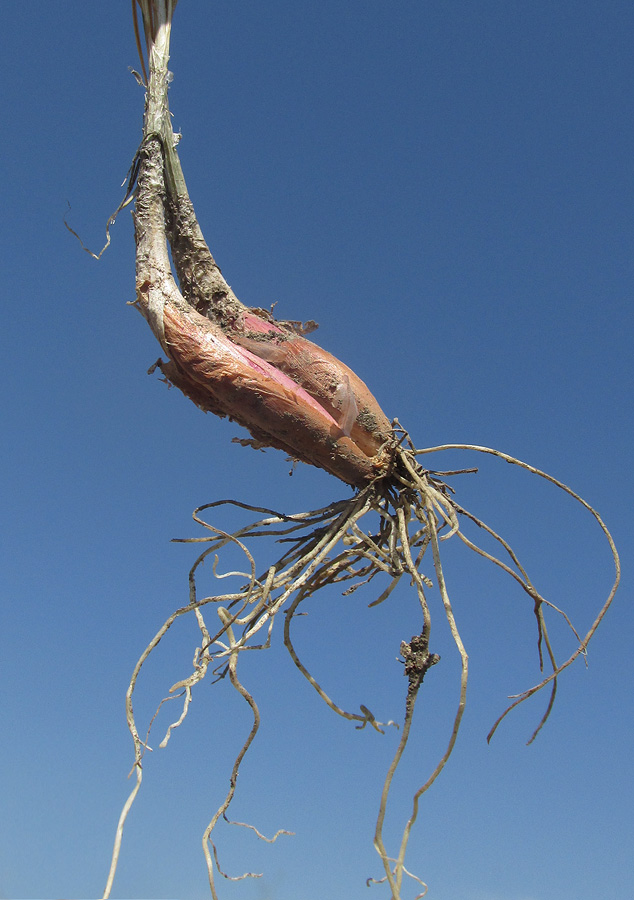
[104,438,618,900]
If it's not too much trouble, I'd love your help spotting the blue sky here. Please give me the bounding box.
[1,1,632,898]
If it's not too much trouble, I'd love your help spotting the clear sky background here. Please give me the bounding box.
[1,1,632,899]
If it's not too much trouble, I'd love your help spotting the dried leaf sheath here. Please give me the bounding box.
[157,106,393,458]
[132,3,393,486]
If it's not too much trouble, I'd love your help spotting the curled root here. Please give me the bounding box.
[103,431,619,898]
